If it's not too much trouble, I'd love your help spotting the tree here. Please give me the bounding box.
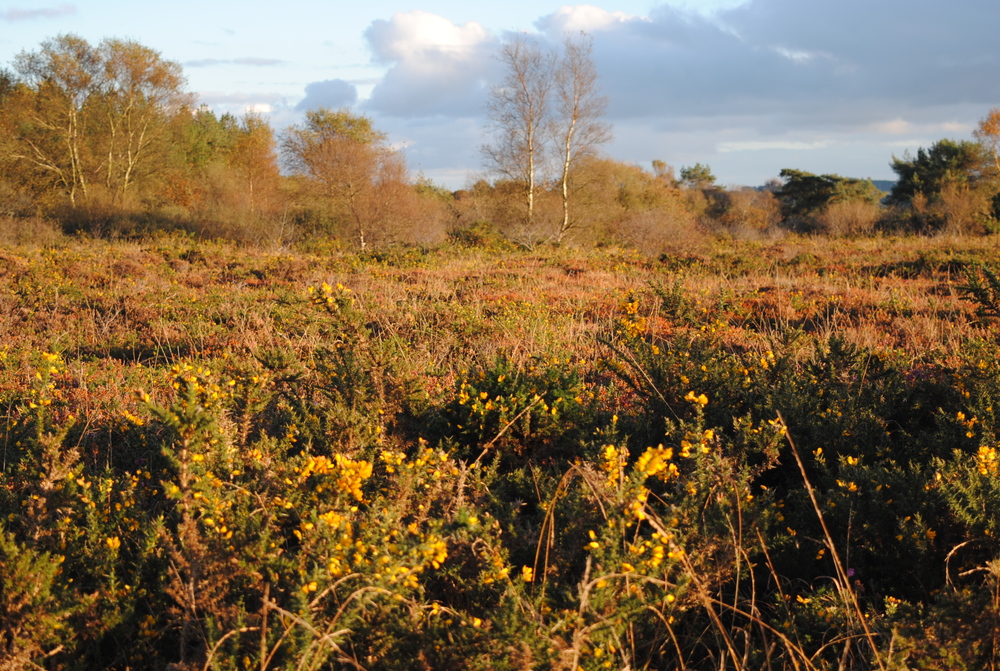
[974,108,1000,174]
[96,38,191,204]
[11,35,101,205]
[282,107,410,250]
[679,163,717,190]
[227,111,280,216]
[8,34,190,208]
[888,139,987,206]
[651,160,676,184]
[482,34,555,239]
[552,33,611,243]
[887,139,997,232]
[776,169,882,220]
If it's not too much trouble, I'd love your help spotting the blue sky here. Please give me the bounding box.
[3,1,998,188]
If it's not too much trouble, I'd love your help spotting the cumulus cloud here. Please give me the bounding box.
[2,4,74,21]
[363,11,499,117]
[536,0,1000,131]
[295,79,358,111]
[534,5,638,33]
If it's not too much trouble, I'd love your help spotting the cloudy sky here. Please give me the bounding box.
[2,0,998,188]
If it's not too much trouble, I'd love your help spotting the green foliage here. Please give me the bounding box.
[0,529,73,667]
[297,107,386,145]
[959,262,1000,321]
[442,355,590,464]
[680,162,717,190]
[889,139,989,206]
[776,168,883,220]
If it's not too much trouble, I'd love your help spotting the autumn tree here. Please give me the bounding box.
[482,33,612,246]
[96,38,191,205]
[282,107,412,250]
[7,34,190,209]
[974,107,1000,174]
[552,33,610,243]
[227,111,280,216]
[715,188,780,235]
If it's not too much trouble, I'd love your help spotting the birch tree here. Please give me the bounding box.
[9,35,189,208]
[483,33,610,246]
[481,35,555,240]
[98,39,190,204]
[12,35,100,206]
[552,33,611,243]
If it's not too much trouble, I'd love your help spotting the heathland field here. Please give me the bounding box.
[4,233,1000,669]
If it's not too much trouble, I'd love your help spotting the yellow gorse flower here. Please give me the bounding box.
[684,391,709,407]
[333,454,373,501]
[635,445,678,480]
[977,446,998,476]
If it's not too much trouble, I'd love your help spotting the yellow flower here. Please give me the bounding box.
[684,391,708,406]
[635,445,674,478]
[106,536,121,550]
[977,446,999,476]
[521,566,534,582]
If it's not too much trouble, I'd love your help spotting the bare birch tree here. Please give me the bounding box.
[481,35,555,241]
[552,33,611,243]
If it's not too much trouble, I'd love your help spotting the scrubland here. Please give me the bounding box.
[3,231,1000,670]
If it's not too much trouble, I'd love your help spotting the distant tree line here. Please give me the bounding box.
[3,34,1000,249]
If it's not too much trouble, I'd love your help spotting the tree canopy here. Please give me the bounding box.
[888,139,988,206]
[775,169,883,219]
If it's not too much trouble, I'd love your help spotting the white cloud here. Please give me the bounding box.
[940,121,974,134]
[534,5,639,33]
[195,92,290,118]
[882,139,935,148]
[363,11,499,117]
[870,119,912,135]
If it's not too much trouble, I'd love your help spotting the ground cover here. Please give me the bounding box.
[2,234,1000,669]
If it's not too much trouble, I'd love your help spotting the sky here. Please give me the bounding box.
[2,0,999,189]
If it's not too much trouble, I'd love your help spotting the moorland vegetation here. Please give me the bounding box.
[4,33,1000,671]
